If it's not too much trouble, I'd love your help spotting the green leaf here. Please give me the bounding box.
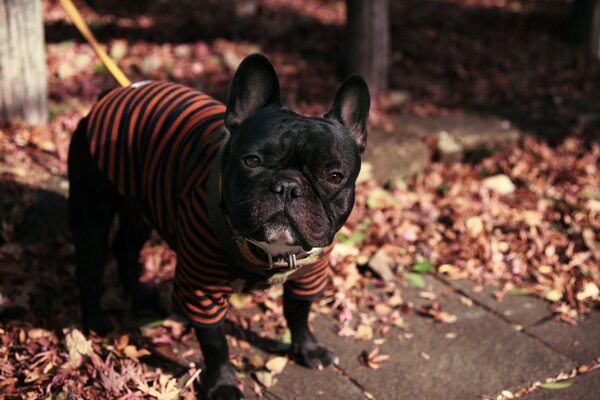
[57,40,75,50]
[412,260,434,273]
[94,63,106,73]
[281,329,292,345]
[337,231,366,245]
[539,381,573,390]
[544,290,563,302]
[367,189,396,209]
[508,288,533,296]
[358,218,373,230]
[406,272,426,288]
[230,293,251,309]
[137,318,166,331]
[581,190,600,200]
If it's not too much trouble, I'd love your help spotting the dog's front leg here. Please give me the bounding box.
[283,291,337,369]
[195,325,242,400]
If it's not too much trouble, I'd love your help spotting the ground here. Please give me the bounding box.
[1,0,599,399]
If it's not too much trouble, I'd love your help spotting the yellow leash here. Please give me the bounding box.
[58,0,131,87]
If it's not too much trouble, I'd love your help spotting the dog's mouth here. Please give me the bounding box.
[232,214,325,269]
[244,238,313,269]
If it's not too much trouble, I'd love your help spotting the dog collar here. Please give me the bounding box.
[204,125,329,283]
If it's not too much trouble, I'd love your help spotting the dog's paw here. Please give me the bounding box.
[205,385,243,400]
[83,312,112,336]
[203,363,243,400]
[292,337,338,370]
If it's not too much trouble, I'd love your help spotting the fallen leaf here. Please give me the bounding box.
[438,264,466,279]
[539,381,573,390]
[265,356,288,375]
[366,189,396,209]
[406,272,426,288]
[355,324,374,341]
[27,328,51,340]
[248,354,265,369]
[255,371,276,388]
[359,347,390,369]
[368,249,396,281]
[545,290,563,302]
[418,303,457,323]
[63,328,93,368]
[576,282,599,301]
[230,293,252,309]
[123,345,151,362]
[508,288,533,296]
[465,216,484,237]
[281,329,292,345]
[482,174,516,195]
[412,260,434,273]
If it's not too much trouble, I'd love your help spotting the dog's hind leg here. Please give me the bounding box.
[112,203,160,313]
[68,118,119,335]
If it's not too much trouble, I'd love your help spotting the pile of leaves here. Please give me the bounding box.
[334,135,599,325]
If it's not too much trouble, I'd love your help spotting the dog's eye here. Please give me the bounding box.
[244,155,262,168]
[327,172,344,184]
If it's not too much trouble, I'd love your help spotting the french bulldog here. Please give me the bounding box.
[67,54,370,399]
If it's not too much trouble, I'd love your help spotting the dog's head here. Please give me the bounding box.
[221,54,370,259]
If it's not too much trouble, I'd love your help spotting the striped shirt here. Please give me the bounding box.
[85,81,331,326]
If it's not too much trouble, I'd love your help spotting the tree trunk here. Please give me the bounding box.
[0,0,48,126]
[344,0,390,96]
[570,0,600,59]
[590,0,600,58]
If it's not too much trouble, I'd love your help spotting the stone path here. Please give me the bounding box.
[257,275,600,400]
[363,113,520,184]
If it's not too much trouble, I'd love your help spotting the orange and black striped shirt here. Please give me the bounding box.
[85,81,330,326]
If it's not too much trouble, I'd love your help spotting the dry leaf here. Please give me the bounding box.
[123,344,151,362]
[482,174,516,195]
[63,328,93,368]
[255,371,276,388]
[265,356,288,375]
[576,282,599,301]
[465,216,484,236]
[230,293,252,309]
[438,264,466,279]
[248,354,265,369]
[355,324,374,341]
[359,347,390,369]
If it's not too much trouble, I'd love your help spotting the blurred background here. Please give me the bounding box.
[4,0,600,143]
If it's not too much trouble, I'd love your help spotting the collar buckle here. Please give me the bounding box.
[288,254,297,269]
[266,253,298,270]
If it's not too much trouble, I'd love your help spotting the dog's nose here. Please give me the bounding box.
[271,180,302,198]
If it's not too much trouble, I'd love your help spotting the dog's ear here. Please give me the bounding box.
[325,76,370,154]
[225,54,281,131]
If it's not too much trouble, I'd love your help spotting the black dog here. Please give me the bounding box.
[68,54,369,399]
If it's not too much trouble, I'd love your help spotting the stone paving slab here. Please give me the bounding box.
[363,113,520,183]
[307,276,575,400]
[526,310,600,365]
[151,276,594,399]
[442,278,554,328]
[264,362,365,400]
[519,369,600,400]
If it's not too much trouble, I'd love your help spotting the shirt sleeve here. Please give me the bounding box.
[171,192,233,327]
[284,248,332,300]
